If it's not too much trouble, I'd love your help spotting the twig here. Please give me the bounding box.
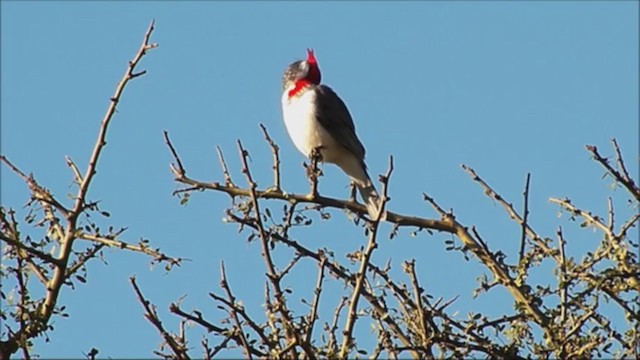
[20,252,49,286]
[0,232,60,266]
[216,146,234,187]
[130,276,189,360]
[263,281,280,347]
[210,336,233,358]
[549,197,639,291]
[281,201,298,238]
[373,257,520,358]
[611,139,632,180]
[14,253,29,358]
[327,296,348,354]
[169,304,225,335]
[65,243,106,279]
[0,155,29,182]
[373,319,397,360]
[259,123,281,191]
[77,233,181,266]
[422,192,449,217]
[278,253,302,280]
[475,314,525,331]
[305,257,326,344]
[462,165,558,261]
[73,20,158,216]
[519,173,531,263]
[1,156,70,219]
[163,130,186,177]
[607,197,615,234]
[65,156,84,185]
[236,140,314,360]
[406,259,431,357]
[430,168,554,341]
[586,143,640,201]
[218,261,252,359]
[208,290,271,349]
[563,307,596,343]
[339,156,394,358]
[201,337,213,360]
[557,226,568,358]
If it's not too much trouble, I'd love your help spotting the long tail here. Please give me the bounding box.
[357,181,381,219]
[337,155,382,218]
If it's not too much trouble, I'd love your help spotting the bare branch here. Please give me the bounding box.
[618,212,640,240]
[216,146,234,187]
[549,197,639,291]
[259,123,281,191]
[77,233,181,267]
[0,232,60,266]
[236,140,314,360]
[305,257,326,344]
[340,156,394,358]
[72,20,157,216]
[519,173,531,263]
[557,226,568,358]
[462,165,558,261]
[65,243,106,279]
[163,130,186,177]
[130,277,189,360]
[218,261,252,359]
[405,259,431,356]
[327,296,348,354]
[0,155,29,182]
[169,304,267,357]
[65,156,84,185]
[586,143,640,201]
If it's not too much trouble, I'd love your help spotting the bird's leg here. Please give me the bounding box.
[348,181,357,203]
[305,147,324,198]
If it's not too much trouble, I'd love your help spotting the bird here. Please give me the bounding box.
[280,49,380,218]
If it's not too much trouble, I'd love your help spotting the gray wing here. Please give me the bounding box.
[314,85,366,161]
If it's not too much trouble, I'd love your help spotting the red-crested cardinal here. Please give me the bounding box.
[281,49,380,217]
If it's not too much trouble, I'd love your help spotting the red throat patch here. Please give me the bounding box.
[288,79,311,98]
[287,49,321,98]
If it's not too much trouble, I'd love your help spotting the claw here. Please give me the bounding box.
[263,186,282,195]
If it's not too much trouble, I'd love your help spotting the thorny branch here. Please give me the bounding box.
[587,140,640,201]
[259,123,281,191]
[0,21,180,358]
[218,261,252,359]
[237,139,315,360]
[305,257,326,345]
[130,277,189,360]
[519,173,531,264]
[156,130,638,358]
[340,156,394,358]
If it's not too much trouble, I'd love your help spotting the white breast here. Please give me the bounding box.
[281,88,339,161]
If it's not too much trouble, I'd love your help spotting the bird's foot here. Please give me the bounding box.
[262,185,282,195]
[348,181,357,203]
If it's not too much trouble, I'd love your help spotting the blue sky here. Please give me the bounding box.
[1,1,638,358]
